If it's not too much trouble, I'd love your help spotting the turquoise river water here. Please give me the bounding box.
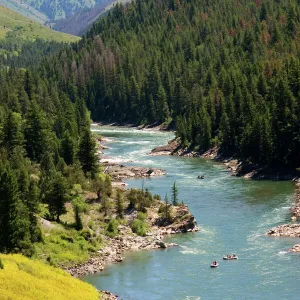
[83,125,300,300]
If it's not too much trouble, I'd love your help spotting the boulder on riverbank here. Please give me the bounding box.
[267,224,300,238]
[102,162,166,179]
[155,205,199,234]
[149,138,181,156]
[289,244,300,253]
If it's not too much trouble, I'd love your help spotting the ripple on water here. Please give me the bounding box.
[85,126,299,300]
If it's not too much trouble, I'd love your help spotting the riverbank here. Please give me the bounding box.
[101,161,166,180]
[86,124,300,299]
[64,204,198,278]
[92,122,171,132]
[148,136,300,254]
[56,130,199,298]
[150,138,300,181]
[267,182,300,252]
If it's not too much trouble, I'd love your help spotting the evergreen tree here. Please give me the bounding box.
[0,164,33,256]
[78,128,98,177]
[61,131,76,165]
[101,194,110,216]
[24,102,48,162]
[71,184,86,231]
[44,172,69,222]
[164,194,171,220]
[171,182,179,206]
[26,181,43,243]
[1,112,24,154]
[116,189,124,219]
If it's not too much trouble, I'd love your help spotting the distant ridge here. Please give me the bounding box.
[0,0,132,36]
[0,0,48,24]
[0,5,79,42]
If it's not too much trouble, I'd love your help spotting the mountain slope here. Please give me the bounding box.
[0,0,129,36]
[0,5,79,42]
[0,0,48,24]
[54,0,131,36]
[46,0,300,167]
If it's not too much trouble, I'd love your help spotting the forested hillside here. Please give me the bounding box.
[47,0,300,167]
[0,65,98,256]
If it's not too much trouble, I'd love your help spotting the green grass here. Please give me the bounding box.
[0,5,80,42]
[34,227,103,267]
[0,254,99,300]
[0,0,49,24]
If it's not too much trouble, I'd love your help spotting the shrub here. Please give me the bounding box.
[131,219,148,237]
[80,229,92,241]
[153,194,161,200]
[105,219,119,237]
[128,188,153,211]
[137,212,147,221]
[0,257,4,269]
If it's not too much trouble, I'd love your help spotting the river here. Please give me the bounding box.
[83,125,300,300]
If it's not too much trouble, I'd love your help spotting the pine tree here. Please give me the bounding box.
[164,194,171,220]
[101,194,110,216]
[0,164,33,256]
[104,176,112,197]
[116,189,124,219]
[26,181,43,243]
[74,204,83,230]
[1,112,24,154]
[91,176,104,201]
[24,102,47,162]
[45,172,69,222]
[171,182,179,206]
[61,131,76,165]
[71,184,86,230]
[78,128,98,177]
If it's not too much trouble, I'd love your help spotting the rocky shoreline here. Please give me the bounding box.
[150,137,300,255]
[150,139,300,181]
[289,244,300,253]
[267,182,300,252]
[64,205,198,278]
[102,162,166,180]
[267,224,300,238]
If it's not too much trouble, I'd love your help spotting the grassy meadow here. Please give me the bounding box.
[0,254,99,300]
[0,5,79,42]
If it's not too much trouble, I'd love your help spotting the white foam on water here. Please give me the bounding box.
[116,140,151,145]
[100,158,133,164]
[256,195,294,229]
[180,246,206,255]
[278,250,288,255]
[135,159,155,165]
[186,296,200,300]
